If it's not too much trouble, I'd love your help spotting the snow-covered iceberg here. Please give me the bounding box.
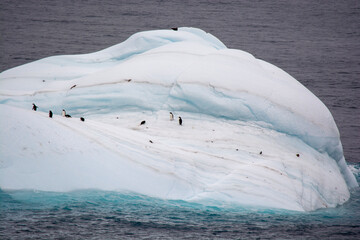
[0,27,357,211]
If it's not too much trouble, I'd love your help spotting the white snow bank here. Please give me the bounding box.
[0,27,357,211]
[0,105,351,211]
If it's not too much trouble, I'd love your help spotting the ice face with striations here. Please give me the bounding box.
[0,27,357,211]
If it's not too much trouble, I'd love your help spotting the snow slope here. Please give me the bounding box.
[0,27,357,211]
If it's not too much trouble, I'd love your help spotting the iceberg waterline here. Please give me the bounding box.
[0,27,357,211]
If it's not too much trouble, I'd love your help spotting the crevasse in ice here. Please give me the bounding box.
[0,27,357,211]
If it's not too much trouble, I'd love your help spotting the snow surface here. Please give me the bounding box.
[0,27,357,211]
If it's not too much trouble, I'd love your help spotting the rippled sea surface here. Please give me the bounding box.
[1,0,359,239]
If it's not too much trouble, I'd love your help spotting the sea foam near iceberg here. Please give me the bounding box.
[0,27,357,211]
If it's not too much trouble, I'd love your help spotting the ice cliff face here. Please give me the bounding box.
[0,27,357,211]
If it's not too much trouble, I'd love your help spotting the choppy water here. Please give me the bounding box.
[1,0,360,239]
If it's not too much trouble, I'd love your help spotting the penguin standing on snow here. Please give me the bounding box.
[62,109,71,118]
[178,116,182,126]
[49,110,53,118]
[170,112,174,121]
[32,103,38,111]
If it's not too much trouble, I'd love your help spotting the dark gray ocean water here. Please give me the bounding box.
[1,0,360,239]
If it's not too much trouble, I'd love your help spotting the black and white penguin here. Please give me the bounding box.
[170,112,174,121]
[32,103,38,111]
[140,120,146,125]
[171,27,178,31]
[178,116,182,126]
[80,117,85,122]
[62,109,71,118]
[49,110,53,118]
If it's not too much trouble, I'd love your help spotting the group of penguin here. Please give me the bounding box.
[259,150,300,157]
[139,112,182,126]
[32,103,84,122]
[33,103,181,126]
[33,103,301,157]
[171,112,182,125]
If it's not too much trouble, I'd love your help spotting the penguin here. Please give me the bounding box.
[178,116,182,126]
[171,27,178,31]
[49,110,53,118]
[140,120,146,125]
[62,109,71,118]
[70,84,76,89]
[296,153,300,157]
[80,117,85,122]
[170,112,174,121]
[32,103,38,111]
[260,151,263,155]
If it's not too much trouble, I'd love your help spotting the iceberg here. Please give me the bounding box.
[0,27,357,211]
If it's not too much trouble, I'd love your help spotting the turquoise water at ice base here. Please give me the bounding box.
[1,165,359,239]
